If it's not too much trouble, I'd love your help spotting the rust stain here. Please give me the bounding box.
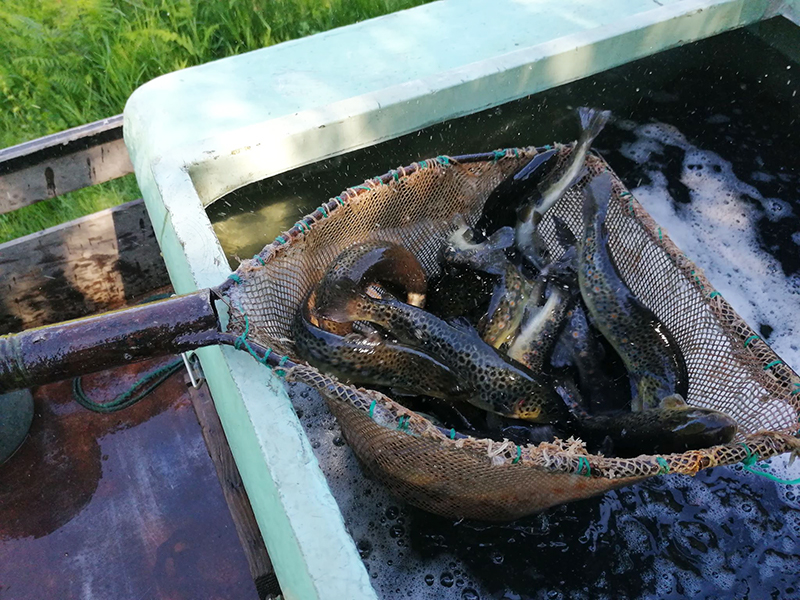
[0,358,259,600]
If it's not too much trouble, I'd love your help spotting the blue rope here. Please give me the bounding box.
[228,273,242,284]
[576,456,591,477]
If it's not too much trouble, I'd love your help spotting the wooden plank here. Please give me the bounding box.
[0,115,124,166]
[0,137,133,213]
[186,375,282,600]
[0,198,169,334]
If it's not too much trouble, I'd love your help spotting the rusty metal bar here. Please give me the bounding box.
[0,290,220,392]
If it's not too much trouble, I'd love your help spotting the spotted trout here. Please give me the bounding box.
[507,282,577,374]
[316,289,570,424]
[516,107,611,270]
[474,147,559,235]
[577,172,689,411]
[571,396,737,458]
[294,292,464,398]
[550,302,631,415]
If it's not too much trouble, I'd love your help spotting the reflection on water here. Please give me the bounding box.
[0,360,258,600]
[217,17,799,600]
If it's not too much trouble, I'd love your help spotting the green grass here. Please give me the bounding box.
[0,0,434,243]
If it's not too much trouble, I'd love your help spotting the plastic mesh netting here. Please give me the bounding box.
[223,146,800,521]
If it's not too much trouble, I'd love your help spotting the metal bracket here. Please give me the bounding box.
[181,351,205,388]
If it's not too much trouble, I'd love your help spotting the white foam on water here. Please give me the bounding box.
[288,381,490,600]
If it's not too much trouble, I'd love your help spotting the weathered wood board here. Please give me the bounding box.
[0,115,132,213]
[0,198,170,335]
[187,375,281,599]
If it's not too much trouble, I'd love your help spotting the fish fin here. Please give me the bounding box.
[516,203,534,225]
[598,435,615,458]
[447,215,478,249]
[448,316,481,336]
[540,242,578,290]
[351,320,383,340]
[513,148,558,182]
[389,387,420,398]
[659,394,687,410]
[551,215,577,248]
[452,214,469,229]
[578,107,612,143]
[554,380,590,419]
[487,226,515,251]
[486,278,507,321]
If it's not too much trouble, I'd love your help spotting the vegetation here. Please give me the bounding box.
[0,0,433,242]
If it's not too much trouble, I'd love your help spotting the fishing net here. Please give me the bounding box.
[222,146,800,521]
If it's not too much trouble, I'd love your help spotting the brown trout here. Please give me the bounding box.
[577,172,689,411]
[316,289,570,424]
[444,218,544,348]
[474,147,559,235]
[293,293,464,398]
[312,241,427,334]
[516,107,611,270]
[571,396,737,458]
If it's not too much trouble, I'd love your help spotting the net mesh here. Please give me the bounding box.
[224,147,800,521]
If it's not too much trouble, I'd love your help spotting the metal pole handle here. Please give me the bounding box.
[0,290,220,392]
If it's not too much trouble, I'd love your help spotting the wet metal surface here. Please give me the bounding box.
[0,358,259,600]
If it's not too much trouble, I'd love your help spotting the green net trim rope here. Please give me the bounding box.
[739,443,800,485]
[73,358,184,414]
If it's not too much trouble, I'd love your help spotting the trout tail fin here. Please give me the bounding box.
[578,107,612,145]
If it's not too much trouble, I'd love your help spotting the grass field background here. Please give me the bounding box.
[0,0,433,243]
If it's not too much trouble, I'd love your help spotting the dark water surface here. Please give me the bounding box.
[216,19,800,599]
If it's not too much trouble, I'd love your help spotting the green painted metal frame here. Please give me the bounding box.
[122,1,799,598]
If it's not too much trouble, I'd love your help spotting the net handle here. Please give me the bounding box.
[0,290,225,392]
